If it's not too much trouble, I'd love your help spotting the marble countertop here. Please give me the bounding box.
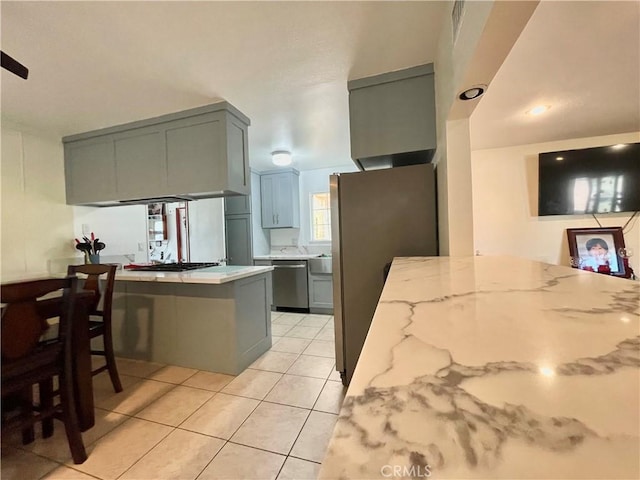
[115,265,273,284]
[320,256,639,480]
[254,254,322,260]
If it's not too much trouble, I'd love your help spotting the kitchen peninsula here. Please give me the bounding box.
[320,256,639,480]
[111,265,273,374]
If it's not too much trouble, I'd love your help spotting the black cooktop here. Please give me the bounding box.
[128,262,219,272]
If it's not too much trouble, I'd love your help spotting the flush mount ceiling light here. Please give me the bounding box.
[526,105,550,116]
[458,84,487,101]
[555,156,564,161]
[272,150,292,166]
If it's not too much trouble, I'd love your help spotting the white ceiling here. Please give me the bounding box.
[0,1,446,172]
[470,0,640,150]
[2,1,638,173]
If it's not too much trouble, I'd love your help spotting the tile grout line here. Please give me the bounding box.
[25,315,335,479]
[213,351,318,477]
[113,423,177,480]
[110,365,265,480]
[190,376,279,480]
[73,374,218,479]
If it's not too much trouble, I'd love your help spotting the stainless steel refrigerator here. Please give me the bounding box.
[330,163,438,385]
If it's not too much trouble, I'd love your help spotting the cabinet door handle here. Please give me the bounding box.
[276,214,279,224]
[272,214,276,224]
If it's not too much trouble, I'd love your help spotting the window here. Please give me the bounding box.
[311,192,331,242]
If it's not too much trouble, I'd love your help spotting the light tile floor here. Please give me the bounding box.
[1,312,346,480]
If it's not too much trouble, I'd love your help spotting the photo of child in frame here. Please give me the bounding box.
[575,233,620,273]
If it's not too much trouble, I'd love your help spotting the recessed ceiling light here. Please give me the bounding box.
[539,366,556,377]
[611,144,628,150]
[555,156,564,161]
[271,150,292,166]
[458,84,487,101]
[526,105,550,116]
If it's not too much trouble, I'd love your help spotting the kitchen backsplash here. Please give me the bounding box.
[269,228,300,247]
[269,245,331,256]
[268,228,331,256]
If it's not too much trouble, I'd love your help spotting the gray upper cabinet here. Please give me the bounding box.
[63,102,250,206]
[260,169,300,229]
[225,194,251,215]
[64,136,117,205]
[348,64,436,170]
[114,125,165,199]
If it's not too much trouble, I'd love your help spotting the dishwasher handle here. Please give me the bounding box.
[273,264,307,269]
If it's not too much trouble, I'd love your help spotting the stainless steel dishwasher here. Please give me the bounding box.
[272,260,309,309]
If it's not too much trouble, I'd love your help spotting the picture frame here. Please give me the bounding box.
[566,227,626,277]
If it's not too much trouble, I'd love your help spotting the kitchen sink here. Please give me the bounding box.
[308,257,332,274]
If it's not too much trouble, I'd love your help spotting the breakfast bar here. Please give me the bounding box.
[111,265,273,375]
[319,256,639,480]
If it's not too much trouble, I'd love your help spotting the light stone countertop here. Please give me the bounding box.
[115,265,273,284]
[319,256,639,480]
[253,254,322,260]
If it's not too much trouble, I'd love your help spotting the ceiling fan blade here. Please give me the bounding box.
[1,51,29,79]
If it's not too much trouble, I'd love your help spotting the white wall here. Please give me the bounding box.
[72,204,147,263]
[1,124,75,280]
[472,132,640,273]
[188,197,225,262]
[444,118,474,255]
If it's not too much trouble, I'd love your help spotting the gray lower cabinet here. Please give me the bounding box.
[63,102,250,206]
[253,259,274,309]
[111,274,272,375]
[308,273,334,314]
[260,170,300,228]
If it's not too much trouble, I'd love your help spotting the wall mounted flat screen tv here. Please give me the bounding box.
[538,142,640,216]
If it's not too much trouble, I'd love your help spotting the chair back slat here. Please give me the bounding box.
[67,264,116,314]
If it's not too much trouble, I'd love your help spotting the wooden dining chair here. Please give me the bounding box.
[1,276,87,464]
[67,264,122,393]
